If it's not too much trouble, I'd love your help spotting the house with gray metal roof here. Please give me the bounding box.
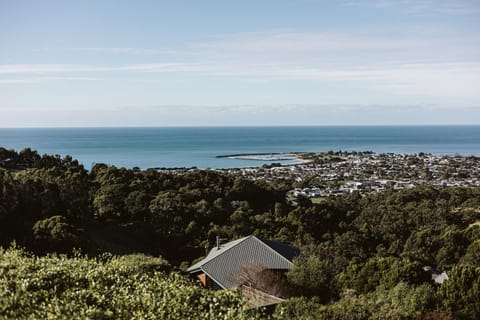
[187,235,300,290]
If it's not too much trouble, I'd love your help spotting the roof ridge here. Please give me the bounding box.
[187,235,251,272]
[202,235,252,267]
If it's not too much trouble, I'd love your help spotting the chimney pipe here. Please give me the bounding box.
[216,235,220,250]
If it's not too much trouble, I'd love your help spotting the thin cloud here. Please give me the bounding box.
[1,61,479,98]
[116,103,455,113]
[343,0,480,15]
[0,79,40,84]
[189,29,480,65]
[0,63,198,74]
[0,76,101,84]
[33,47,188,57]
[2,29,479,99]
[64,47,163,55]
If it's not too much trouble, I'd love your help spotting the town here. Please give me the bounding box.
[218,151,480,198]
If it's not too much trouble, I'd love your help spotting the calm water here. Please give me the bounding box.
[0,126,479,169]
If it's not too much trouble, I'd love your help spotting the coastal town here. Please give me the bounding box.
[217,151,480,198]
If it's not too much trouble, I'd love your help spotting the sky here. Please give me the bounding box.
[0,0,480,127]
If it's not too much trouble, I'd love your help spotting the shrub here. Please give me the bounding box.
[0,245,260,319]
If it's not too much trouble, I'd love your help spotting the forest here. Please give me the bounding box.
[0,147,479,319]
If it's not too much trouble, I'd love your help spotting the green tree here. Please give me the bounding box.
[287,255,338,302]
[337,257,430,294]
[439,264,480,319]
[93,184,128,219]
[459,240,480,266]
[32,215,85,253]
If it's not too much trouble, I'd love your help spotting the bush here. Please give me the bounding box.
[273,282,437,320]
[438,264,480,319]
[286,255,338,301]
[337,257,431,294]
[0,245,260,319]
[32,215,86,253]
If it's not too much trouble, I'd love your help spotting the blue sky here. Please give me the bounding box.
[1,0,479,126]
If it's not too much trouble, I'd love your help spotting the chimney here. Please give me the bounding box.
[216,235,221,250]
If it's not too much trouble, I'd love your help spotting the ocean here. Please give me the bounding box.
[0,126,479,169]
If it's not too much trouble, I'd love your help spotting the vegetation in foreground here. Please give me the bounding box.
[2,245,479,319]
[0,245,261,320]
[1,147,480,319]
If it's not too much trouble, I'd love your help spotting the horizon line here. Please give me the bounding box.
[1,124,480,129]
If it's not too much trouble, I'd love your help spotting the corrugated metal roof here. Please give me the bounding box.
[258,238,301,262]
[187,235,299,289]
[187,236,250,272]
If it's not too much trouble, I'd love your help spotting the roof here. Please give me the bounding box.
[187,235,300,289]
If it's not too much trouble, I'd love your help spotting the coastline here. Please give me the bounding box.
[215,152,313,165]
[1,126,480,170]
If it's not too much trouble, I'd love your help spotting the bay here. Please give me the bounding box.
[0,126,479,169]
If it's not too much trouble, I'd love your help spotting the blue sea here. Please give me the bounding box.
[0,126,479,169]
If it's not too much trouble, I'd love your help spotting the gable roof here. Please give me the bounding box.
[187,235,299,289]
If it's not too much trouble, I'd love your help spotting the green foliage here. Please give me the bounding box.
[438,264,480,319]
[274,282,438,320]
[124,190,151,220]
[287,255,338,302]
[459,239,480,266]
[2,148,480,318]
[93,183,129,219]
[337,257,431,294]
[272,297,324,320]
[0,246,260,319]
[32,215,86,253]
[434,225,470,269]
[0,168,17,222]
